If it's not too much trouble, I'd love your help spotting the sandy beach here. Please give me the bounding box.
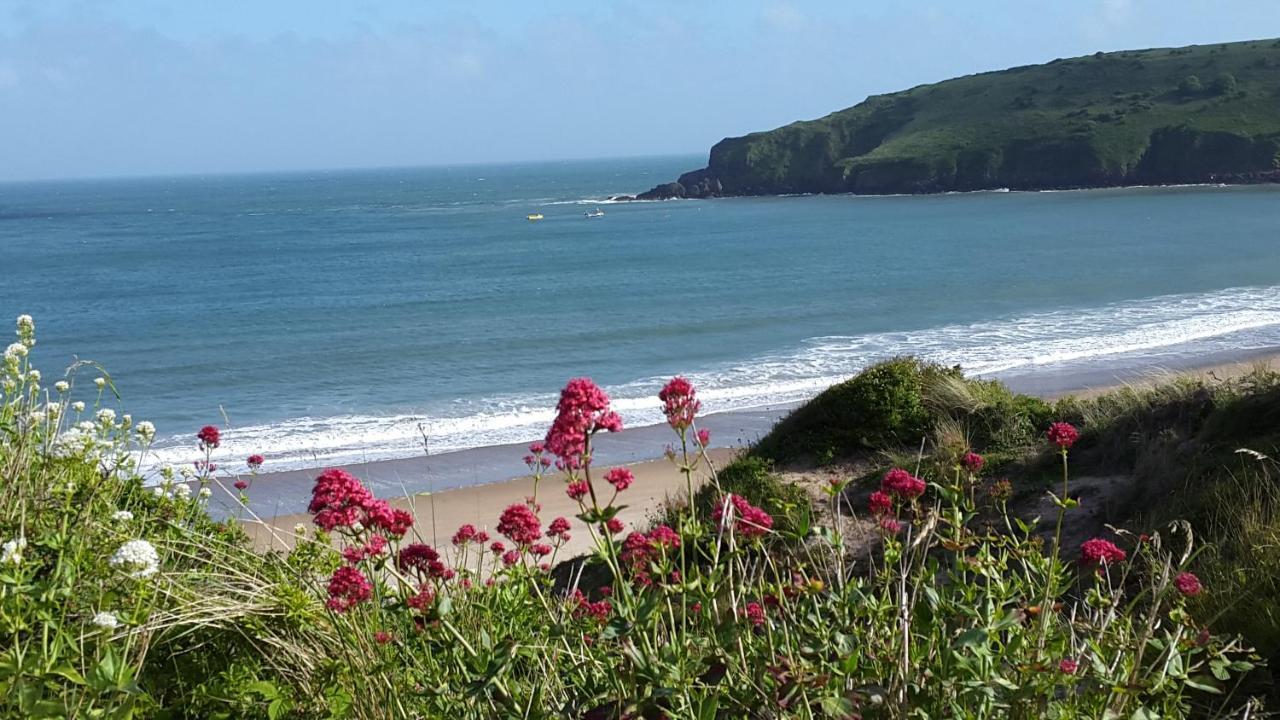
[237,350,1280,553]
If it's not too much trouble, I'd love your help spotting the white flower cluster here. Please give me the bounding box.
[136,421,156,441]
[4,342,27,360]
[96,408,116,426]
[109,539,159,578]
[71,401,85,413]
[91,611,119,630]
[1,537,26,565]
[111,510,134,522]
[54,380,69,393]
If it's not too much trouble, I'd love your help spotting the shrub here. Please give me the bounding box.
[1179,74,1203,94]
[754,358,950,462]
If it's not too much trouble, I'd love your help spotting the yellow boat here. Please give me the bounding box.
[527,213,544,221]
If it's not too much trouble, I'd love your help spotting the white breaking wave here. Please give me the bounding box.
[143,284,1280,475]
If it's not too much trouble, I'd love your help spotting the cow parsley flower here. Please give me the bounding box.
[136,421,156,440]
[112,510,134,522]
[1,537,27,565]
[70,401,85,413]
[96,408,116,425]
[54,380,69,393]
[110,540,159,578]
[92,611,119,630]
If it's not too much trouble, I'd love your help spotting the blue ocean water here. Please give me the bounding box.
[5,156,1280,473]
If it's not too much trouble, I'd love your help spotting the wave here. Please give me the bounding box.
[142,284,1280,475]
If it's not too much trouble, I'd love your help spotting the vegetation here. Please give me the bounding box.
[3,316,1276,717]
[637,38,1280,198]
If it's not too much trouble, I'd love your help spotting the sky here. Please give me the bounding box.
[1,0,1278,181]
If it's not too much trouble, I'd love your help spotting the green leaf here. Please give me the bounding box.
[1183,676,1223,694]
[695,696,720,720]
[954,628,987,651]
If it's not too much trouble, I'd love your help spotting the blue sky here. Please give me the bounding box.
[1,0,1277,180]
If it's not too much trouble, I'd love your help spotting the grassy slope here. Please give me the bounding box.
[653,38,1280,196]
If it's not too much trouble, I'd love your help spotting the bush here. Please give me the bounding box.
[1211,72,1238,95]
[754,358,950,462]
[1179,74,1203,94]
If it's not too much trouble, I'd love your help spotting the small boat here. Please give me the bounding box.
[583,208,605,219]
[527,213,544,221]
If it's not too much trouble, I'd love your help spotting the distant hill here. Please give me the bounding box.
[634,38,1280,199]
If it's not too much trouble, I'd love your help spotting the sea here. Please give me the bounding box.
[5,155,1280,484]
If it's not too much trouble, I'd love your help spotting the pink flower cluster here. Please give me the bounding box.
[247,454,264,471]
[713,494,773,539]
[1047,422,1080,450]
[497,503,542,547]
[568,589,612,622]
[548,516,571,543]
[308,468,413,537]
[868,490,893,517]
[397,543,453,581]
[452,524,489,546]
[741,601,766,627]
[1174,571,1203,597]
[1080,538,1127,565]
[961,451,984,474]
[604,467,634,491]
[881,468,926,500]
[544,378,623,468]
[197,425,221,449]
[658,376,701,430]
[326,566,372,612]
[341,534,388,564]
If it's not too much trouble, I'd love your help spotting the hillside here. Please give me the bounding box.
[635,38,1280,198]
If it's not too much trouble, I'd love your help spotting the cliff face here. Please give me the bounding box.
[637,39,1280,199]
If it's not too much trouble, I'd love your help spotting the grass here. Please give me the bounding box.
[3,315,1277,718]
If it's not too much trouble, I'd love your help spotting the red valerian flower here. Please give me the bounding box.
[247,454,264,470]
[565,481,589,501]
[696,428,711,447]
[568,589,612,622]
[1059,658,1079,674]
[309,468,375,531]
[374,630,393,645]
[961,451,984,474]
[712,494,773,539]
[452,524,477,545]
[878,517,902,534]
[530,543,552,557]
[605,517,625,534]
[1080,538,1127,565]
[868,490,894,517]
[497,503,542,546]
[1174,571,1203,597]
[196,425,221,449]
[501,550,521,567]
[489,541,506,554]
[1047,422,1080,450]
[234,479,248,491]
[397,543,439,574]
[658,376,701,430]
[548,516,571,539]
[742,601,766,627]
[326,566,372,612]
[881,468,926,500]
[406,584,434,611]
[604,467,634,491]
[544,378,623,466]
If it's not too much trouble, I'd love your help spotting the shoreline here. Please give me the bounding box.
[232,347,1280,549]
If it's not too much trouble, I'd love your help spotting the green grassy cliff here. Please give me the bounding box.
[638,38,1280,198]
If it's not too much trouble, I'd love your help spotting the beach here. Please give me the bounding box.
[236,349,1280,552]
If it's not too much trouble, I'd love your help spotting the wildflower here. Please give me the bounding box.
[742,602,766,627]
[565,481,589,501]
[1174,571,1203,597]
[171,483,191,500]
[135,421,156,440]
[198,487,212,499]
[696,428,711,447]
[110,539,160,578]
[293,523,307,535]
[544,378,622,466]
[1080,538,1127,565]
[548,516,571,539]
[988,478,1014,502]
[489,541,506,554]
[604,467,634,492]
[881,468,926,500]
[530,543,553,557]
[406,585,435,611]
[961,451,984,474]
[497,503,542,546]
[16,314,34,332]
[326,566,372,612]
[233,480,248,490]
[646,525,680,551]
[502,550,521,567]
[71,401,85,413]
[1047,422,1079,450]
[452,524,478,545]
[605,517,625,534]
[27,369,40,383]
[96,408,116,425]
[1059,658,1079,675]
[374,630,393,645]
[92,611,119,630]
[474,530,489,543]
[713,494,773,539]
[247,454,264,471]
[54,380,69,393]
[197,425,221,448]
[879,517,902,534]
[111,510,134,522]
[397,544,440,574]
[308,468,375,532]
[1,537,27,565]
[868,490,893,517]
[94,377,106,389]
[5,342,27,359]
[659,376,701,430]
